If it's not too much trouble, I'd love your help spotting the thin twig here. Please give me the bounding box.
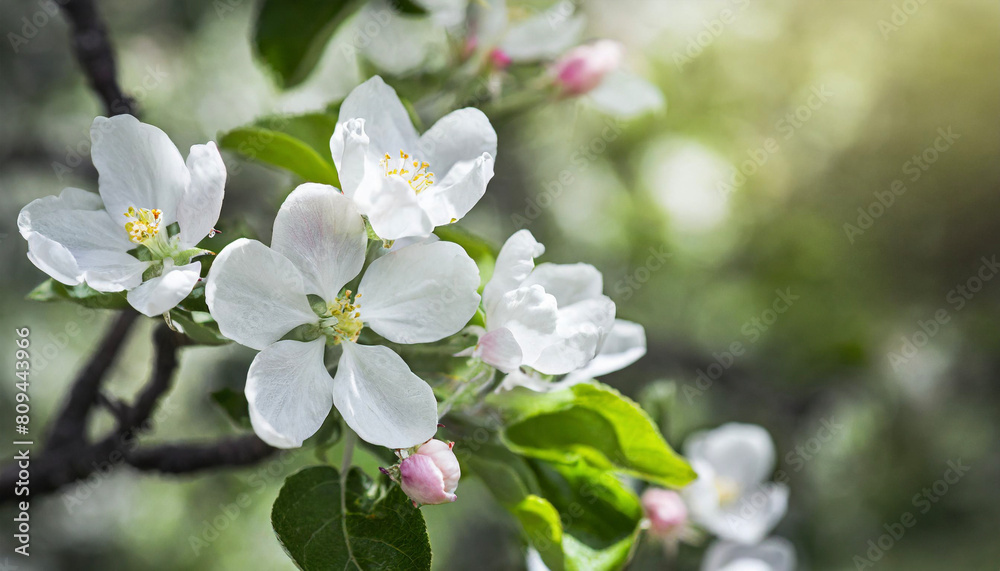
[125,435,276,474]
[59,0,136,116]
[46,310,138,450]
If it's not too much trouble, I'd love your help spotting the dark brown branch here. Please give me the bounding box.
[125,435,277,474]
[46,310,138,450]
[59,0,136,116]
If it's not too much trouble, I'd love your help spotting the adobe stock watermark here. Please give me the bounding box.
[51,64,171,180]
[188,451,298,555]
[878,0,931,41]
[843,127,960,243]
[852,459,970,570]
[887,254,999,371]
[612,246,672,301]
[683,288,800,402]
[717,84,833,201]
[6,0,69,54]
[511,118,625,229]
[672,0,752,71]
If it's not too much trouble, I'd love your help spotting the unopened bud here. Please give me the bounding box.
[399,439,461,506]
[641,488,688,537]
[551,40,623,96]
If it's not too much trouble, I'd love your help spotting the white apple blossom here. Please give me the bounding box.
[472,1,663,118]
[205,183,480,449]
[473,229,616,381]
[330,76,497,241]
[683,423,790,545]
[17,115,226,317]
[357,0,468,76]
[498,318,646,393]
[701,538,797,571]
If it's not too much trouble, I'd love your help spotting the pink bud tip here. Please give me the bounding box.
[641,488,688,537]
[489,48,512,70]
[399,439,461,506]
[551,40,624,96]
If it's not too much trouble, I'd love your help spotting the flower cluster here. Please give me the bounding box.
[640,423,797,570]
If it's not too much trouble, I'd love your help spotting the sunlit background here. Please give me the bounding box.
[1,0,999,569]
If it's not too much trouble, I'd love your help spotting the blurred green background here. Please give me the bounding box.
[1,0,999,569]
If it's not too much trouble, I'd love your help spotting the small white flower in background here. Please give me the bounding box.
[683,423,790,545]
[473,229,617,382]
[550,40,666,118]
[471,0,664,118]
[357,0,468,76]
[701,537,797,571]
[17,115,226,317]
[330,76,497,241]
[471,0,586,65]
[641,488,690,542]
[397,439,461,506]
[206,184,480,449]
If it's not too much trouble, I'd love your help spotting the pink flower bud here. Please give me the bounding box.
[551,40,624,96]
[641,488,688,537]
[489,48,512,70]
[399,439,461,506]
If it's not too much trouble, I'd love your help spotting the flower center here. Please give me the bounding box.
[319,291,363,343]
[714,477,741,506]
[124,206,163,245]
[381,150,435,194]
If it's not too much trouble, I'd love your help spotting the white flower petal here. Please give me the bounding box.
[470,0,508,47]
[333,342,438,448]
[177,142,227,249]
[482,229,545,314]
[685,423,777,492]
[336,76,419,154]
[330,118,371,199]
[500,10,585,62]
[270,184,366,300]
[562,319,646,383]
[360,174,434,241]
[206,238,317,350]
[91,115,189,225]
[522,262,603,307]
[697,484,789,546]
[588,70,666,118]
[417,152,495,228]
[487,285,559,365]
[18,187,146,290]
[476,327,522,373]
[358,241,480,344]
[702,538,797,571]
[246,338,334,448]
[418,108,497,177]
[529,295,616,375]
[126,261,201,317]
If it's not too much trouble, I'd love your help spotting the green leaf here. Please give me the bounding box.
[387,0,428,16]
[254,0,365,88]
[218,112,340,185]
[210,388,251,429]
[512,495,565,570]
[27,279,129,310]
[272,466,431,570]
[169,310,231,346]
[529,460,642,570]
[494,382,696,488]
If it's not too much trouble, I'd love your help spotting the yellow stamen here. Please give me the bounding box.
[123,207,163,245]
[381,149,435,195]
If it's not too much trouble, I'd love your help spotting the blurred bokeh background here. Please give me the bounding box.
[1,0,999,569]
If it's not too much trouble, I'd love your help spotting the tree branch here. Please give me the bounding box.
[45,310,138,450]
[59,0,136,116]
[125,435,277,474]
